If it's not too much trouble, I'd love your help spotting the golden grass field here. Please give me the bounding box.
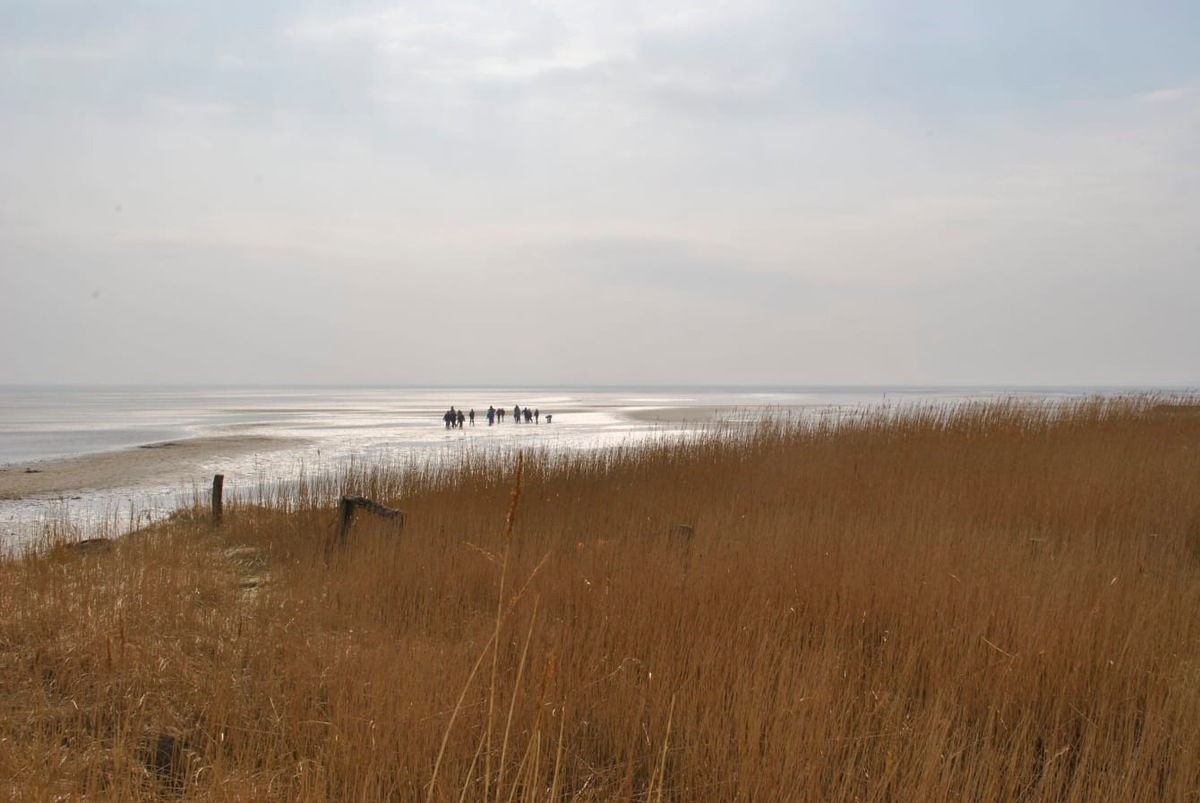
[3,396,1200,801]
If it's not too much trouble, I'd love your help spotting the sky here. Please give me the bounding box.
[1,0,1198,387]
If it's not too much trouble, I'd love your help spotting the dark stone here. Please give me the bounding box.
[138,727,198,791]
[670,524,695,541]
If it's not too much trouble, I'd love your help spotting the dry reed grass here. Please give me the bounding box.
[2,395,1200,801]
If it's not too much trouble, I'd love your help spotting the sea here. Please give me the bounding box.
[0,384,1184,551]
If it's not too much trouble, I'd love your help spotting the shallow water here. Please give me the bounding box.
[0,384,1163,550]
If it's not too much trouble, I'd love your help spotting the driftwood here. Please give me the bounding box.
[336,495,406,544]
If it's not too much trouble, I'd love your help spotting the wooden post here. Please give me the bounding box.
[336,495,405,545]
[670,523,695,586]
[338,496,355,541]
[212,474,224,526]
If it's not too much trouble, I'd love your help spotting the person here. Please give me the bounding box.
[469,408,475,426]
[457,409,466,428]
[545,413,552,424]
[449,406,458,428]
[497,407,504,423]
[443,408,452,429]
[487,406,496,425]
[514,405,521,423]
[524,407,532,423]
[534,408,539,424]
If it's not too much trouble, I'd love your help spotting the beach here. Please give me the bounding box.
[0,435,304,500]
[0,384,1156,549]
[0,385,720,548]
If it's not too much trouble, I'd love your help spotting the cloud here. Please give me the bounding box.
[0,40,128,64]
[285,3,619,82]
[556,235,814,310]
[1136,86,1191,104]
[148,96,233,117]
[1,0,1199,384]
[282,0,842,119]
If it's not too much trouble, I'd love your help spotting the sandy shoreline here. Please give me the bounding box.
[0,435,306,500]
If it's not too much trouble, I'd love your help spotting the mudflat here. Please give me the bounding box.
[0,436,301,500]
[622,405,741,424]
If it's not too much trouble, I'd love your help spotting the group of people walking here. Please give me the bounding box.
[442,404,552,428]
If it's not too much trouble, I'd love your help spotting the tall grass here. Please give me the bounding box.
[3,396,1200,801]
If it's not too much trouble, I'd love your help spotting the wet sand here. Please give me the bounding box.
[622,406,789,424]
[0,436,304,500]
[622,406,735,424]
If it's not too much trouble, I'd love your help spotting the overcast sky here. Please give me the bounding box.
[2,1,1197,387]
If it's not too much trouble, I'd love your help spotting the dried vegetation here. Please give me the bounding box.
[3,396,1200,801]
